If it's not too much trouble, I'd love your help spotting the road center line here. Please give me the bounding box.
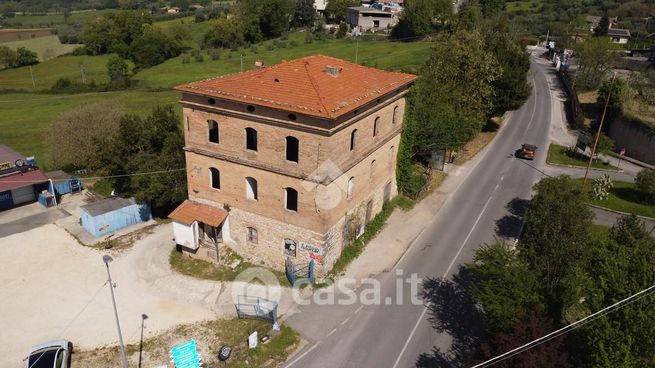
[392,174,505,368]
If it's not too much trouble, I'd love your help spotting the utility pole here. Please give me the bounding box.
[355,36,359,64]
[29,66,36,88]
[240,54,243,73]
[583,73,617,185]
[79,63,86,84]
[103,255,128,368]
[138,314,148,368]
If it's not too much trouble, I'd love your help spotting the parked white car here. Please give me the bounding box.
[24,340,72,368]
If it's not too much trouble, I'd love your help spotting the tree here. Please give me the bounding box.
[14,47,38,67]
[477,311,571,368]
[635,169,655,204]
[205,15,246,49]
[49,101,124,171]
[258,0,294,38]
[0,46,18,69]
[101,105,187,214]
[107,55,130,88]
[597,77,629,123]
[482,17,531,115]
[325,0,359,21]
[594,15,610,36]
[453,3,481,32]
[293,0,315,28]
[391,0,452,39]
[594,133,614,156]
[479,0,505,17]
[519,176,593,297]
[467,243,541,333]
[574,37,615,90]
[80,11,153,56]
[576,215,655,367]
[129,25,181,69]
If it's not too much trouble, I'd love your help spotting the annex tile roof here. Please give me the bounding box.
[175,54,417,119]
[168,200,228,227]
[0,169,49,192]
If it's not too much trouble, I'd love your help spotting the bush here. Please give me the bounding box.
[191,49,204,62]
[209,49,221,60]
[304,33,314,43]
[289,40,299,47]
[635,169,655,204]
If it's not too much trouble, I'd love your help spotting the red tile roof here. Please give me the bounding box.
[0,169,49,192]
[168,200,228,227]
[175,55,417,119]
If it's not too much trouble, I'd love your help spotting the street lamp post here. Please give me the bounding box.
[103,255,129,368]
[138,314,148,368]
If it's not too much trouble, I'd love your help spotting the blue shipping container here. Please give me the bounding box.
[80,197,151,237]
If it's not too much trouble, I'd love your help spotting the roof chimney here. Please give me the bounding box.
[325,65,340,77]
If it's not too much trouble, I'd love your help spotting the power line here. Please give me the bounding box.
[471,282,655,368]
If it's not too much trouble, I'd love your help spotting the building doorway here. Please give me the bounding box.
[383,182,391,203]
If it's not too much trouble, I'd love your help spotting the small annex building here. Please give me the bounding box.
[80,197,152,237]
[168,199,229,260]
[0,145,48,211]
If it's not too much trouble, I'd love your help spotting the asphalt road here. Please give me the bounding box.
[285,55,557,368]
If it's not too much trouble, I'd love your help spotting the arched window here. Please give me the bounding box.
[373,117,380,137]
[350,129,357,151]
[392,105,399,124]
[208,120,219,143]
[246,127,257,151]
[286,136,299,162]
[370,160,376,179]
[347,177,354,199]
[285,187,298,211]
[246,177,258,200]
[247,227,258,244]
[209,167,220,189]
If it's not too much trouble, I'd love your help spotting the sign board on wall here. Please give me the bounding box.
[248,332,258,349]
[300,242,323,255]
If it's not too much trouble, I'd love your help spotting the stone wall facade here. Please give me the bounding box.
[179,84,407,275]
[608,116,655,165]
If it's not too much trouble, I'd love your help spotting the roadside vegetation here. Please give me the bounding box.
[74,318,299,368]
[587,179,655,218]
[546,143,619,170]
[170,246,289,285]
[420,175,655,366]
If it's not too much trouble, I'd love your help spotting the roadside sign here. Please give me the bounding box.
[170,340,202,368]
[249,331,258,349]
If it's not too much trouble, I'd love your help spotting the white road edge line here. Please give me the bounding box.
[341,317,351,325]
[285,342,320,368]
[355,305,364,313]
[327,328,337,337]
[391,176,503,368]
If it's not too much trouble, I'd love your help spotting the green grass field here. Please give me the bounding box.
[0,90,179,168]
[136,32,430,88]
[4,9,115,28]
[0,31,430,172]
[1,35,81,61]
[547,143,619,171]
[588,180,655,219]
[0,54,119,90]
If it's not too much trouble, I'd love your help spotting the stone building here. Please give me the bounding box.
[169,55,416,276]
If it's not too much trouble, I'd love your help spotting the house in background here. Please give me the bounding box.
[585,15,618,32]
[314,0,327,15]
[608,28,631,44]
[80,197,151,237]
[346,6,400,32]
[170,55,416,275]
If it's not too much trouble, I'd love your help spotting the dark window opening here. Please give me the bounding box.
[288,113,297,121]
[392,106,399,124]
[208,98,216,105]
[246,177,258,200]
[285,187,298,211]
[208,120,219,143]
[246,105,255,112]
[246,127,258,151]
[350,129,358,151]
[286,136,299,162]
[209,167,220,189]
[284,239,297,257]
[247,227,258,244]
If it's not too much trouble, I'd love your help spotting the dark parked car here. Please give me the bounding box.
[516,144,538,160]
[25,340,72,368]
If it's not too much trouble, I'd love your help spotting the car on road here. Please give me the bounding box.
[25,340,72,368]
[516,144,538,160]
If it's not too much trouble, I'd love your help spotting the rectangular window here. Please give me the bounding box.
[247,227,258,244]
[284,239,297,257]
